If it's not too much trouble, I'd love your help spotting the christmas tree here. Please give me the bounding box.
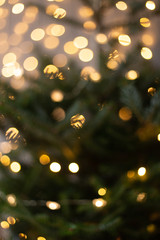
[0,0,160,239]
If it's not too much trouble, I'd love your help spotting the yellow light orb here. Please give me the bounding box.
[37,237,46,240]
[106,60,119,70]
[148,87,156,96]
[64,41,78,55]
[98,188,107,196]
[79,48,94,62]
[14,22,28,35]
[39,154,50,165]
[125,70,139,80]
[79,6,94,18]
[147,224,156,233]
[44,64,59,75]
[19,233,27,239]
[12,3,24,14]
[10,161,21,173]
[5,127,19,142]
[0,0,6,7]
[7,216,16,225]
[3,52,17,66]
[142,34,154,46]
[95,33,107,44]
[90,72,101,82]
[68,163,79,173]
[6,194,17,206]
[145,1,156,10]
[46,201,61,210]
[118,34,131,46]
[73,36,88,49]
[23,56,38,71]
[1,221,9,229]
[137,192,146,202]
[70,114,85,129]
[140,17,151,28]
[83,21,96,30]
[127,170,135,179]
[157,133,160,141]
[138,167,146,176]
[31,28,45,41]
[46,4,58,15]
[44,36,59,49]
[141,47,152,60]
[1,155,10,166]
[92,198,107,207]
[116,1,128,10]
[50,162,61,172]
[51,24,65,36]
[50,90,64,102]
[53,7,66,19]
[119,107,132,121]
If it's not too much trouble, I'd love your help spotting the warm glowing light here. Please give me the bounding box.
[3,52,16,65]
[1,142,11,153]
[119,107,132,121]
[79,6,94,18]
[142,34,154,46]
[137,192,146,202]
[46,4,58,15]
[138,167,146,176]
[118,34,131,46]
[10,161,21,173]
[90,72,101,82]
[140,18,151,28]
[23,56,38,71]
[127,170,135,179]
[145,1,156,10]
[14,22,28,35]
[7,216,16,225]
[68,163,79,173]
[37,237,46,240]
[141,47,152,60]
[7,194,17,206]
[70,114,85,129]
[50,162,61,172]
[53,54,67,68]
[12,3,24,14]
[116,1,128,10]
[5,127,19,142]
[19,233,27,239]
[148,87,156,96]
[79,48,93,62]
[157,133,160,141]
[50,90,64,102]
[107,60,119,70]
[44,36,59,49]
[83,21,96,30]
[73,36,88,49]
[44,65,59,76]
[53,7,66,19]
[98,188,107,196]
[125,70,139,80]
[1,221,9,229]
[1,155,10,166]
[92,198,107,207]
[81,66,96,80]
[0,0,5,7]
[147,224,156,233]
[24,6,38,23]
[31,28,45,41]
[64,41,78,55]
[39,154,50,165]
[52,107,66,121]
[11,76,25,90]
[51,24,65,36]
[95,33,107,44]
[46,201,61,210]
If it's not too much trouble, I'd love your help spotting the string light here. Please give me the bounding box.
[6,194,17,206]
[7,216,16,225]
[141,47,152,60]
[125,70,139,80]
[116,1,128,11]
[140,17,151,28]
[70,114,85,129]
[118,34,131,46]
[68,163,79,173]
[39,154,50,165]
[37,237,46,240]
[10,161,21,173]
[145,1,156,10]
[138,167,146,176]
[50,162,61,172]
[12,3,24,14]
[0,221,9,229]
[92,198,107,208]
[98,188,107,196]
[46,201,61,210]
